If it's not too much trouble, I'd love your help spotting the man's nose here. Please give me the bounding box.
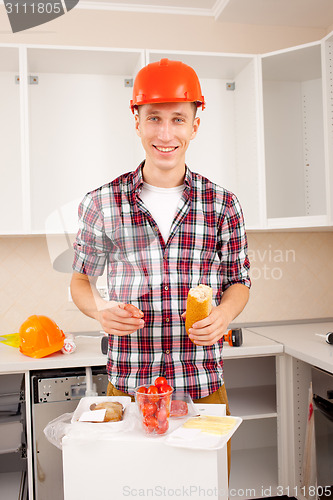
[157,120,172,141]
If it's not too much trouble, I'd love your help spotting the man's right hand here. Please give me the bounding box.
[98,302,145,336]
[70,273,144,336]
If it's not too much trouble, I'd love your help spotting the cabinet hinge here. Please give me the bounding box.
[20,443,27,459]
[15,75,39,85]
[226,82,235,91]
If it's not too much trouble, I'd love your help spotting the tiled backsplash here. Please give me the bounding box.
[1,231,332,335]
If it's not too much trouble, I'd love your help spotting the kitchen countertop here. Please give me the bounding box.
[248,322,333,374]
[0,335,106,374]
[2,322,331,375]
[0,329,283,374]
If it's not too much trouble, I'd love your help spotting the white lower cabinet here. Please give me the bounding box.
[231,419,278,497]
[0,373,27,500]
[224,356,279,498]
[1,353,317,499]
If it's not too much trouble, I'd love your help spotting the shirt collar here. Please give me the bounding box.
[132,161,145,194]
[131,161,192,194]
[184,165,192,191]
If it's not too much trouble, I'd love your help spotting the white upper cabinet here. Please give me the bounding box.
[147,50,264,230]
[0,47,23,234]
[1,31,333,235]
[26,47,145,234]
[323,31,333,226]
[261,42,328,228]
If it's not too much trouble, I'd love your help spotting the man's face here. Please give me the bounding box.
[135,102,200,177]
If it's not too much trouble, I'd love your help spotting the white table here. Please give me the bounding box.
[62,404,228,500]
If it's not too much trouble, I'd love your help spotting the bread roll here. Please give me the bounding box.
[185,284,213,335]
[89,401,124,422]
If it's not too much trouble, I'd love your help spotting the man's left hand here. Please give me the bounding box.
[182,283,249,346]
[185,304,232,346]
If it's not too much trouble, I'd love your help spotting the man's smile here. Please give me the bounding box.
[153,145,178,152]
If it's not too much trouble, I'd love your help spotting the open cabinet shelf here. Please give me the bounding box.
[0,47,23,234]
[0,373,27,500]
[223,356,279,495]
[262,42,328,228]
[27,47,145,234]
[147,50,264,230]
[230,446,278,498]
[228,384,277,419]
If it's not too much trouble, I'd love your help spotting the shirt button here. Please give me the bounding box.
[165,350,170,355]
[165,317,170,323]
[164,286,169,291]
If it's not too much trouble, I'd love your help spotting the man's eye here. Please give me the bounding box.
[148,116,158,121]
[175,118,184,123]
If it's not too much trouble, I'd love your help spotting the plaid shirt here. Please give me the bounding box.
[73,163,250,398]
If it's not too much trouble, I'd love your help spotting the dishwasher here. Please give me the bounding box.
[30,366,108,500]
[312,366,333,499]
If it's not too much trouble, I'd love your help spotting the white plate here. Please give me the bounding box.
[71,396,132,431]
[165,415,242,450]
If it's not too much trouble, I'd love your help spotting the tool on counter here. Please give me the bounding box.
[223,328,243,347]
[101,334,108,354]
[315,332,333,345]
[0,332,20,347]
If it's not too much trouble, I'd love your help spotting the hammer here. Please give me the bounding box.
[223,328,243,347]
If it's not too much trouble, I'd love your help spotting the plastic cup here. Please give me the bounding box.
[134,385,174,436]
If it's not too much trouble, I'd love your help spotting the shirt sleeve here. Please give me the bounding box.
[72,192,111,276]
[218,193,251,292]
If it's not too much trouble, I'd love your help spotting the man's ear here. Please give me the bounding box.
[135,113,141,137]
[191,116,200,140]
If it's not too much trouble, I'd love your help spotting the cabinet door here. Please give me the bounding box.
[261,42,328,228]
[27,47,145,234]
[147,50,265,230]
[0,47,23,234]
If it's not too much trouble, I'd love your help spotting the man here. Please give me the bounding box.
[70,59,250,467]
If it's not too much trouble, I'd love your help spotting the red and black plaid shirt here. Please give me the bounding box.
[73,163,250,398]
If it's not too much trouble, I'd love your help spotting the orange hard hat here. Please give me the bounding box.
[19,315,65,358]
[130,58,205,113]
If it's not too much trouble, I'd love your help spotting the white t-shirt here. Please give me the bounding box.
[140,182,185,242]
